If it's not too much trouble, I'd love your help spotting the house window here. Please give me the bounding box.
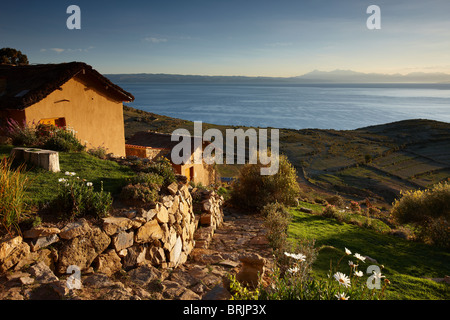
[39,117,66,128]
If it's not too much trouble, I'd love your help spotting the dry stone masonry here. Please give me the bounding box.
[0,180,225,282]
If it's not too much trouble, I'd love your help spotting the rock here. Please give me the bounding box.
[122,245,147,270]
[169,236,182,266]
[59,218,92,240]
[112,230,134,252]
[168,195,180,215]
[202,283,232,300]
[82,273,116,288]
[128,265,164,286]
[0,235,22,261]
[23,226,60,239]
[236,253,266,289]
[164,227,178,252]
[30,234,59,252]
[0,241,30,272]
[156,204,169,224]
[146,246,166,265]
[29,261,59,283]
[169,269,199,288]
[15,248,56,271]
[200,214,213,226]
[102,216,134,236]
[161,280,186,299]
[218,260,240,268]
[167,182,178,195]
[179,289,200,300]
[95,249,122,276]
[57,227,111,274]
[6,271,35,286]
[135,220,164,243]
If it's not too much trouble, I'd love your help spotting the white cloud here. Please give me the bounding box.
[144,37,168,43]
[51,48,65,54]
[41,47,94,54]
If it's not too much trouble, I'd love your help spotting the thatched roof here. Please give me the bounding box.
[0,62,134,110]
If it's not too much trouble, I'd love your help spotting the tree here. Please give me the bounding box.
[0,48,29,66]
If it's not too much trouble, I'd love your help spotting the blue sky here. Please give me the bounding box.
[1,0,450,76]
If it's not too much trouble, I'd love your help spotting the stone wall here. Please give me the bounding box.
[0,181,224,278]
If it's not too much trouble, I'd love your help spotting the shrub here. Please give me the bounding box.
[53,173,112,219]
[5,119,85,152]
[262,202,291,252]
[350,200,361,212]
[325,195,344,208]
[143,157,176,186]
[231,154,300,211]
[321,204,343,222]
[43,129,85,152]
[0,157,29,233]
[6,119,39,147]
[119,183,159,205]
[87,145,108,159]
[131,172,165,188]
[391,182,450,248]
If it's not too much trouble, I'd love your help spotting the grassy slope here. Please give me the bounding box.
[288,207,450,300]
[1,145,135,207]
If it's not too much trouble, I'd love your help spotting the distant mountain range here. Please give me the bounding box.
[105,69,450,84]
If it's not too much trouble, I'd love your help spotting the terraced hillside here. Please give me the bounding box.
[123,105,450,206]
[281,119,450,204]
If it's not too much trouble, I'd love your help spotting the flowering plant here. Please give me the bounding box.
[54,171,112,219]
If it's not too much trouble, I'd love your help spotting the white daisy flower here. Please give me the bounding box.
[65,171,70,176]
[334,272,351,288]
[348,261,358,268]
[372,271,385,279]
[284,252,306,262]
[58,178,67,183]
[86,182,93,187]
[345,247,352,255]
[354,253,366,262]
[354,270,364,277]
[335,292,350,300]
[287,267,299,274]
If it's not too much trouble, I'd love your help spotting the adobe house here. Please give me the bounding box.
[126,131,217,186]
[0,62,134,156]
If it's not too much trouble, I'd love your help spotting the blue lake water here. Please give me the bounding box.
[117,82,450,130]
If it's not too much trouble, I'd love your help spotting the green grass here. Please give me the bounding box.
[288,208,450,300]
[1,145,136,206]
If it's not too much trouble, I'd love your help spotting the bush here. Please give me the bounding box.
[119,183,159,205]
[262,202,291,252]
[391,182,450,248]
[53,173,112,219]
[0,157,29,233]
[143,157,176,186]
[350,200,361,212]
[325,195,344,208]
[321,204,343,222]
[231,154,300,211]
[6,119,40,147]
[42,129,85,152]
[5,119,85,152]
[131,172,165,188]
[87,146,108,159]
